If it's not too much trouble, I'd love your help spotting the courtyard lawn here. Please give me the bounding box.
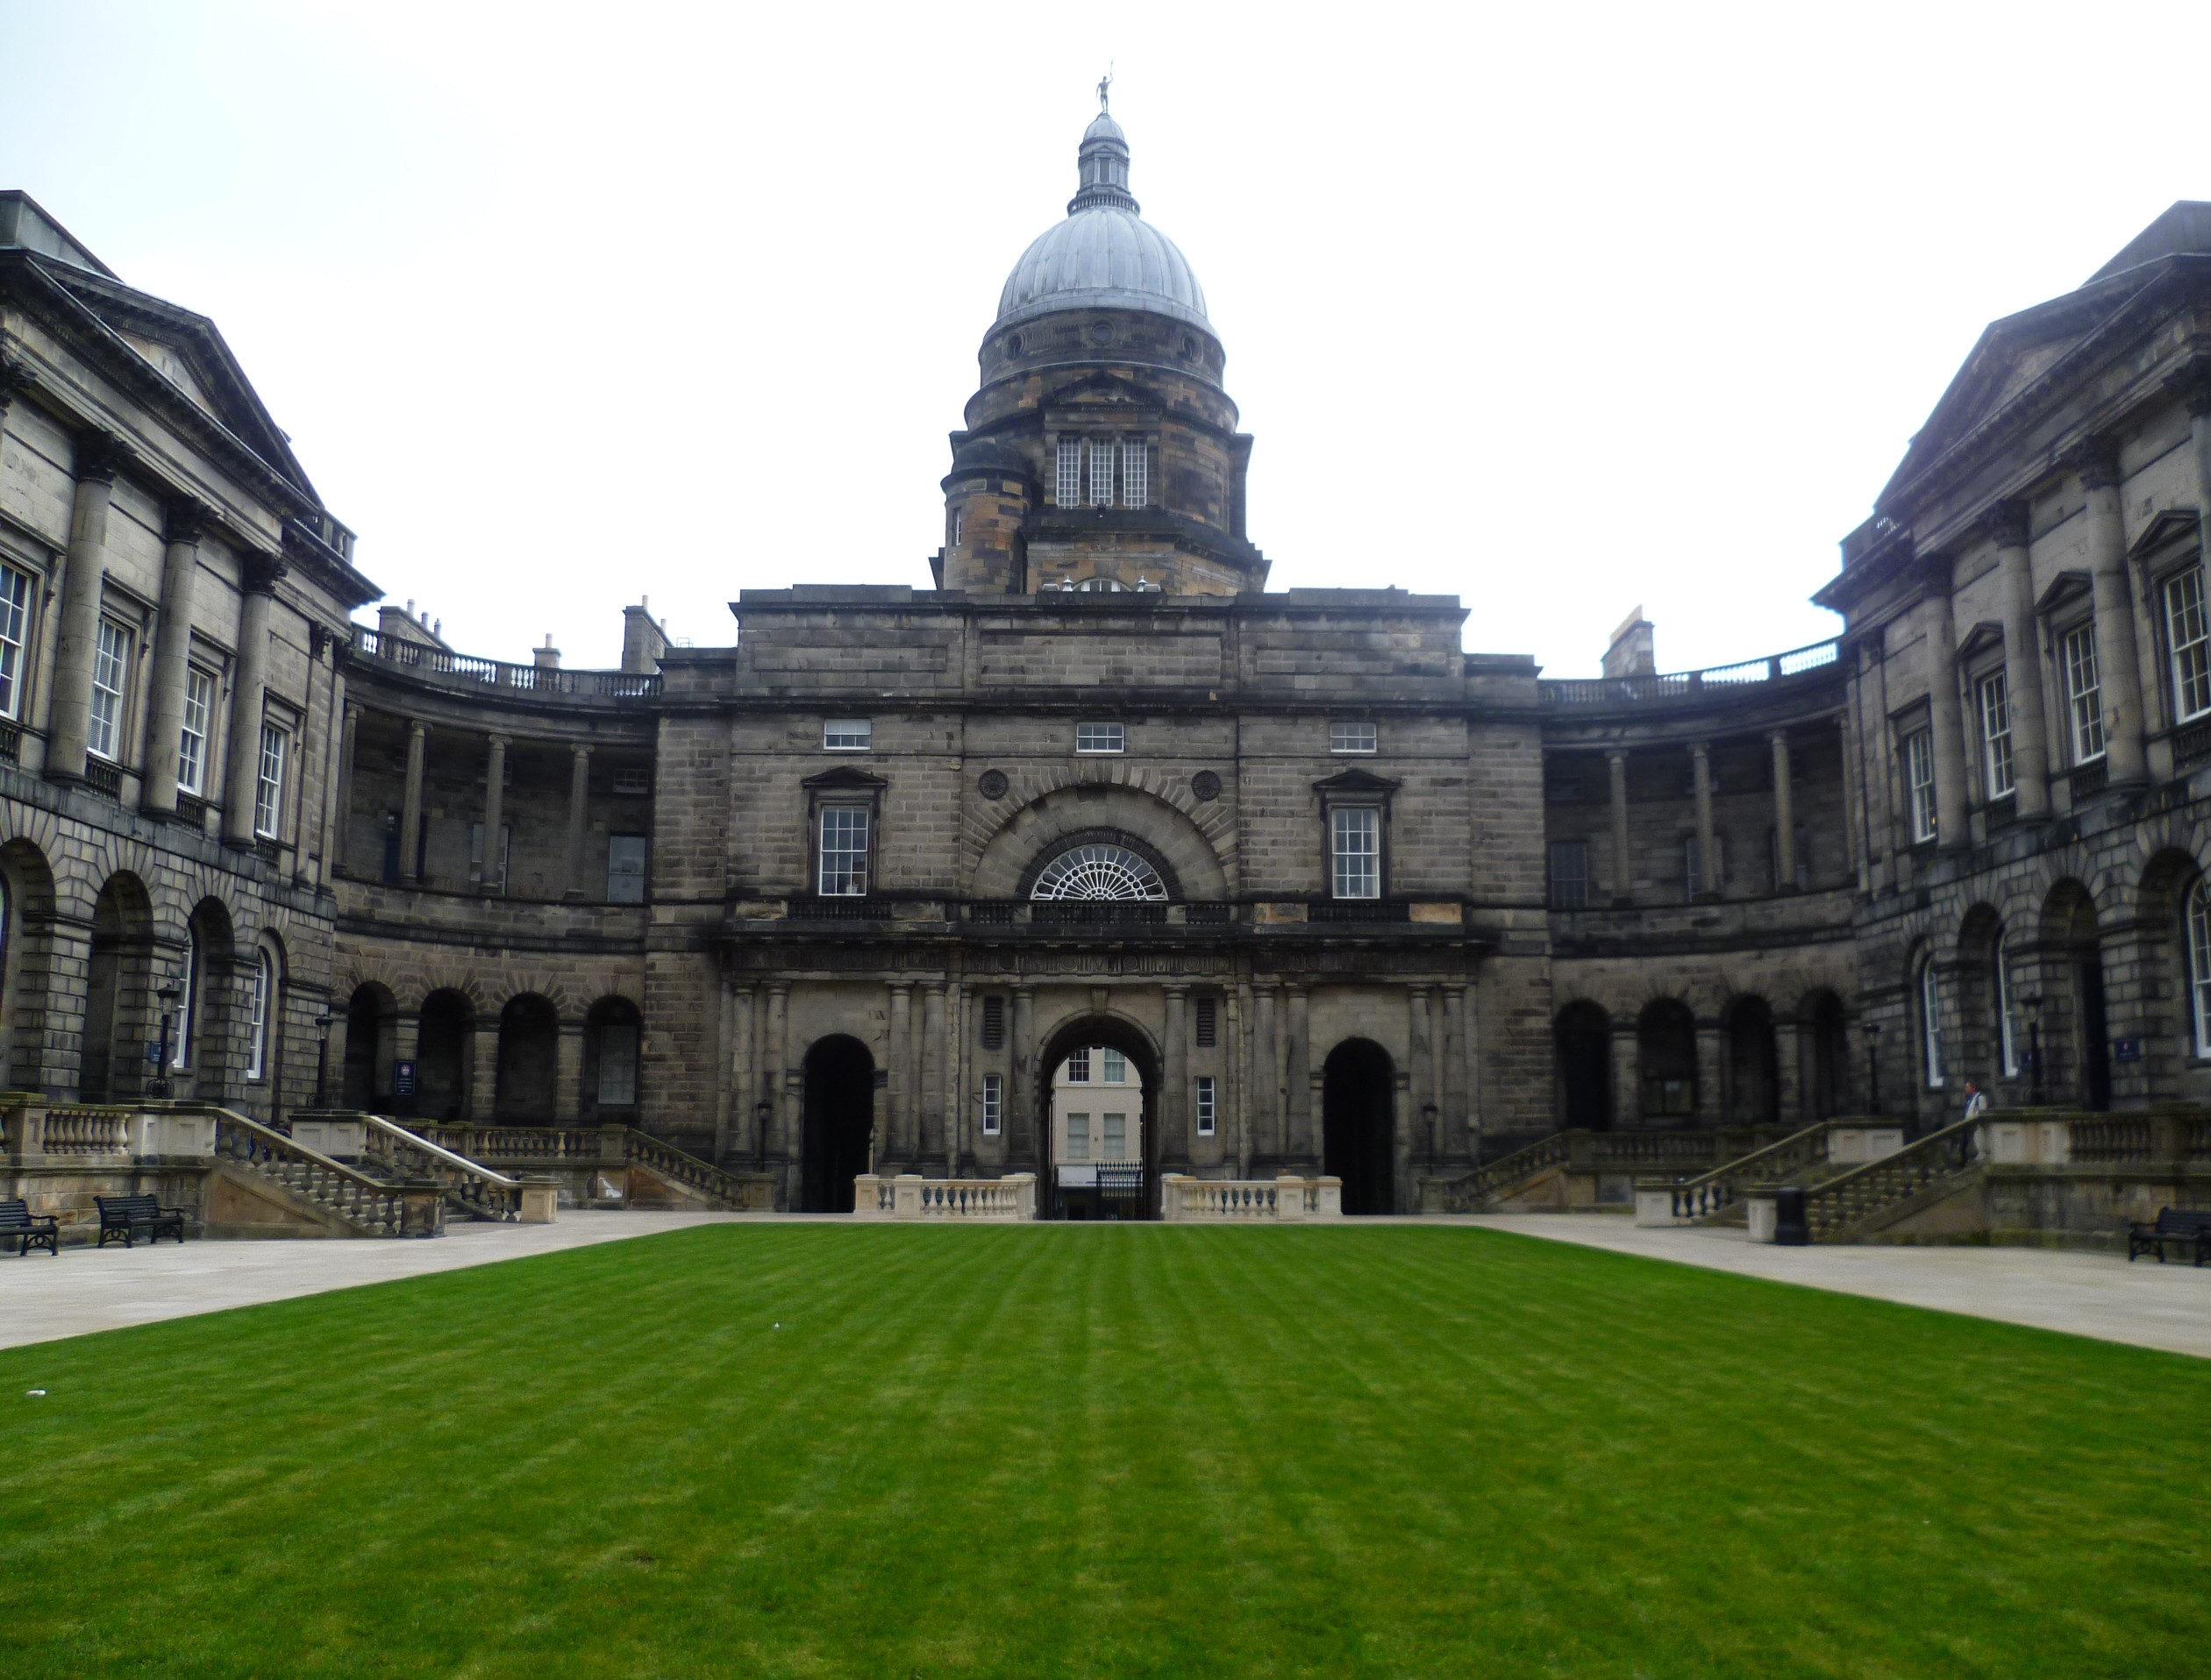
[2,1227,2207,1679]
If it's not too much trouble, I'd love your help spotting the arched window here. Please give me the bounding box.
[1031,844,1167,901]
[2188,879,2211,1056]
[246,949,274,1081]
[172,926,199,1071]
[1993,933,2019,1078]
[1919,957,1945,1089]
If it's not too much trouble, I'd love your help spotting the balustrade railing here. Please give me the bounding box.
[2070,1116,2153,1164]
[1800,1116,1981,1242]
[1538,638,1839,708]
[353,627,661,701]
[1659,1120,1843,1221]
[407,1122,761,1209]
[853,1172,1038,1221]
[210,1108,439,1237]
[346,1113,521,1220]
[1158,1174,1339,1221]
[38,1107,135,1156]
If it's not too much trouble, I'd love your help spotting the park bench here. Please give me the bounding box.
[2127,1207,2211,1266]
[96,1193,186,1249]
[0,1197,59,1256]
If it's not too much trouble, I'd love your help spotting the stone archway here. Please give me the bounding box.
[82,872,155,1101]
[1322,1037,1396,1214]
[1033,1012,1162,1219]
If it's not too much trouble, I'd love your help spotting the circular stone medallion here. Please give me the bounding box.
[978,769,1009,800]
[1191,770,1223,801]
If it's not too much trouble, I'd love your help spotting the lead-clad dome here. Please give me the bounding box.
[995,108,1209,333]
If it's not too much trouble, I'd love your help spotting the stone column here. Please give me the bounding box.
[722,984,752,1164]
[951,983,972,1175]
[1690,742,1717,897]
[1694,1022,1725,1128]
[2076,438,2148,783]
[919,982,946,1165]
[1986,502,2051,818]
[554,1019,585,1122]
[399,720,426,885]
[1453,982,1478,1158]
[318,665,349,886]
[2171,364,2211,520]
[764,982,790,1161]
[1767,730,1797,888]
[479,733,508,893]
[1611,1026,1639,1129]
[1234,979,1256,1177]
[1606,749,1632,901]
[139,498,203,817]
[1161,985,1188,1170]
[888,982,914,1161]
[220,557,282,846]
[1285,985,1312,1164]
[332,701,360,878]
[46,431,125,782]
[1923,583,1970,845]
[563,744,591,900]
[1010,985,1035,1160]
[1407,986,1434,1185]
[467,1010,496,1121]
[1254,983,1279,1162]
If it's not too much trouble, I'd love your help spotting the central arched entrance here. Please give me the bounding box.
[1034,1013,1161,1219]
[800,1035,875,1212]
[1323,1038,1396,1214]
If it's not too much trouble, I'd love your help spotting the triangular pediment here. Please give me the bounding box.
[1041,372,1161,425]
[2036,569,2093,616]
[801,765,888,792]
[2129,507,2200,560]
[1312,768,1401,796]
[1957,620,2007,659]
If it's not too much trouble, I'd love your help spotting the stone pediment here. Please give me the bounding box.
[1311,767,1401,796]
[2129,507,2200,561]
[1957,619,2007,659]
[1041,372,1162,426]
[2035,569,2093,616]
[800,765,889,793]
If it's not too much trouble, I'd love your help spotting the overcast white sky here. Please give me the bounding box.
[4,2,2207,673]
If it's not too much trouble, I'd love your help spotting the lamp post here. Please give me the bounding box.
[148,980,182,1100]
[1863,1020,1882,1115]
[312,1008,334,1107]
[2022,993,2044,1106]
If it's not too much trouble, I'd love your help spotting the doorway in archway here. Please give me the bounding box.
[1034,1014,1160,1220]
[1323,1038,1395,1214]
[801,1036,875,1212]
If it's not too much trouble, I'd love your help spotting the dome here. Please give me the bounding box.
[995,107,1209,333]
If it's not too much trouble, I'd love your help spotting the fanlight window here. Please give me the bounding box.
[1031,844,1168,902]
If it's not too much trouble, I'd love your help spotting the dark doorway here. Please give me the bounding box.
[1805,991,1847,1119]
[495,994,560,1121]
[1323,1038,1396,1214]
[801,1035,875,1212]
[582,996,644,1125]
[1555,1002,1612,1129]
[416,990,471,1121]
[1724,996,1779,1125]
[82,873,153,1101]
[1637,1000,1698,1121]
[2079,958,2112,1112]
[343,984,397,1108]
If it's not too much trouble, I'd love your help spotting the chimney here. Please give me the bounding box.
[1602,607,1657,679]
[620,597,668,675]
[534,634,561,672]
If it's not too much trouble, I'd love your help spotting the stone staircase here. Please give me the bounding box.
[1797,1116,1986,1242]
[310,1111,523,1223]
[1639,1118,1906,1228]
[209,1107,443,1237]
[406,1123,771,1212]
[1424,1126,1790,1214]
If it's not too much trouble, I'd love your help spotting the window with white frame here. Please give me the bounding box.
[1119,441,1148,508]
[606,834,647,903]
[177,668,212,795]
[1919,959,1944,1088]
[1977,671,2014,800]
[470,822,512,892]
[2062,623,2105,763]
[1993,934,2019,1078]
[0,564,32,719]
[1102,1112,1126,1160]
[2190,879,2211,1056]
[1065,1112,1090,1160]
[254,723,288,838]
[1101,1048,1127,1085]
[597,1020,639,1106]
[1088,439,1115,507]
[1549,839,1592,909]
[817,806,870,896]
[1066,1047,1091,1083]
[172,927,197,1070]
[1903,729,1936,844]
[246,949,272,1080]
[1330,805,1381,899]
[1330,721,1378,754]
[824,718,872,751]
[88,619,129,761]
[1195,1074,1216,1136]
[1683,833,1726,896]
[981,1072,1002,1136]
[2166,567,2211,723]
[1075,721,1124,754]
[1056,439,1082,508]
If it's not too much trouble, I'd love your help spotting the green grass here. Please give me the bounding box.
[2,1226,2207,1678]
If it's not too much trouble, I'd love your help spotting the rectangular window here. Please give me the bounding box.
[246,953,269,1081]
[0,564,32,719]
[253,724,287,838]
[981,994,1005,1050]
[1101,1048,1127,1084]
[1331,806,1380,899]
[1194,995,1217,1048]
[1994,940,2019,1078]
[1978,670,2015,800]
[817,807,869,896]
[1904,729,1937,844]
[823,718,872,751]
[1056,439,1082,508]
[2167,567,2211,723]
[2063,623,2105,763]
[1088,439,1115,507]
[1119,441,1147,508]
[981,1073,1002,1136]
[1066,1047,1091,1083]
[1195,1075,1216,1136]
[1076,721,1124,754]
[1102,1113,1126,1161]
[1330,720,1378,754]
[88,618,128,761]
[1683,833,1727,895]
[1921,962,1945,1089]
[1549,839,1592,909]
[607,834,647,903]
[611,766,651,796]
[1065,1113,1090,1161]
[597,1023,639,1105]
[177,668,212,795]
[469,822,512,892]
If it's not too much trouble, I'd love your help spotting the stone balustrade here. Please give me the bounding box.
[1159,1174,1343,1221]
[1634,1119,1906,1227]
[852,1172,1038,1221]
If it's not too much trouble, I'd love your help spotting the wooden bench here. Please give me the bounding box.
[0,1197,59,1256]
[96,1193,186,1249]
[2128,1207,2211,1265]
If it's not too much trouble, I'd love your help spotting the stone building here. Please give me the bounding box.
[7,116,2211,1223]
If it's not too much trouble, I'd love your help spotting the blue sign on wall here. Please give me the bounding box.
[2112,1037,2142,1064]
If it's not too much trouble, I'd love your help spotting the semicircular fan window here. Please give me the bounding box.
[1030,844,1168,901]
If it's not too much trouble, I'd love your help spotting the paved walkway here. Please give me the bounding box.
[1469,1214,2211,1359]
[0,1212,751,1350]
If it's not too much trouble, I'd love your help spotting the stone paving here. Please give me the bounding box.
[1466,1214,2211,1360]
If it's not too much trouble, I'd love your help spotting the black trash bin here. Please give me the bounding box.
[1774,1185,1809,1246]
